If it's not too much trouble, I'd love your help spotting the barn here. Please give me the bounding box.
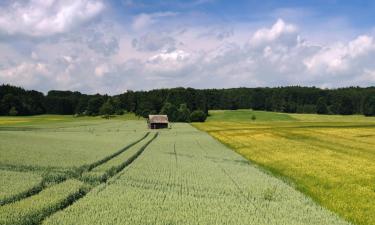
[148,115,169,129]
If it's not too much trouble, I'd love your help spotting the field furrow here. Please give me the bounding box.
[0,170,43,206]
[0,121,149,206]
[0,179,87,225]
[82,132,158,183]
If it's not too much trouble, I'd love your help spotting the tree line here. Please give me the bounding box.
[1,84,374,120]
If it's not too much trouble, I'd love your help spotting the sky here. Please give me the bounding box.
[0,0,375,94]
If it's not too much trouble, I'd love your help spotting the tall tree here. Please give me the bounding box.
[316,97,328,114]
[363,95,375,116]
[190,110,207,122]
[160,102,179,122]
[87,97,105,115]
[99,99,114,116]
[177,104,191,122]
[338,95,354,115]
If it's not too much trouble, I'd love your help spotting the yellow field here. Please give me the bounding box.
[194,111,375,225]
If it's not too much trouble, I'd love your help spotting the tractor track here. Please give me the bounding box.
[1,132,159,225]
[0,132,151,206]
[37,132,159,225]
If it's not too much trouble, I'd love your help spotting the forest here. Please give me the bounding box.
[0,84,375,121]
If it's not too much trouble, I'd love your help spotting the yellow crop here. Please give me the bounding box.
[195,115,375,225]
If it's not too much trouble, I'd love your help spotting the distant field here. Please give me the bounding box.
[194,110,375,225]
[0,115,350,224]
[0,115,145,169]
[0,114,142,126]
[207,109,296,122]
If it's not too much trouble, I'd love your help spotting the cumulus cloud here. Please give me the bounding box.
[0,0,105,37]
[249,19,297,47]
[132,19,375,89]
[1,17,375,94]
[304,35,375,76]
[146,50,193,75]
[0,62,50,87]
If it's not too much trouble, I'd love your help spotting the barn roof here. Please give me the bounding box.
[149,115,169,123]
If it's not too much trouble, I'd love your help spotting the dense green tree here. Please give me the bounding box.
[177,104,191,122]
[1,94,17,114]
[271,93,286,112]
[75,97,89,114]
[160,102,179,122]
[338,95,354,115]
[363,95,375,116]
[87,97,105,115]
[251,90,265,110]
[1,84,375,118]
[8,106,18,116]
[316,97,328,114]
[190,110,207,122]
[99,99,114,116]
[303,104,317,114]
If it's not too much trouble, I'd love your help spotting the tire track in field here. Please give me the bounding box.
[195,137,258,210]
[0,132,150,206]
[85,132,150,171]
[37,132,159,225]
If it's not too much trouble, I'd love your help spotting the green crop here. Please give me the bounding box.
[82,132,157,183]
[0,119,147,169]
[0,179,87,225]
[0,170,43,205]
[1,117,158,224]
[0,118,150,207]
[44,123,350,225]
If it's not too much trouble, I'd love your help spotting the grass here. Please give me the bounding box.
[43,124,348,225]
[194,110,375,225]
[207,109,296,122]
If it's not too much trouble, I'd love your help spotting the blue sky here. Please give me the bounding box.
[0,0,375,94]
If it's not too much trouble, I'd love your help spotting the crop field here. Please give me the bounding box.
[0,170,42,205]
[43,123,348,225]
[0,116,146,169]
[194,110,375,225]
[0,114,353,224]
[0,115,157,224]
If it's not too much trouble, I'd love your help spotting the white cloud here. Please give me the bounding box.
[148,50,190,62]
[304,35,375,75]
[250,19,297,47]
[0,0,105,37]
[132,12,178,30]
[1,17,375,94]
[0,62,49,86]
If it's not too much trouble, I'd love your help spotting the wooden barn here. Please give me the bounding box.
[148,115,169,129]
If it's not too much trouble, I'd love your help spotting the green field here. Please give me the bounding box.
[194,110,375,225]
[0,114,352,224]
[0,115,145,169]
[43,123,347,225]
[207,109,297,122]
